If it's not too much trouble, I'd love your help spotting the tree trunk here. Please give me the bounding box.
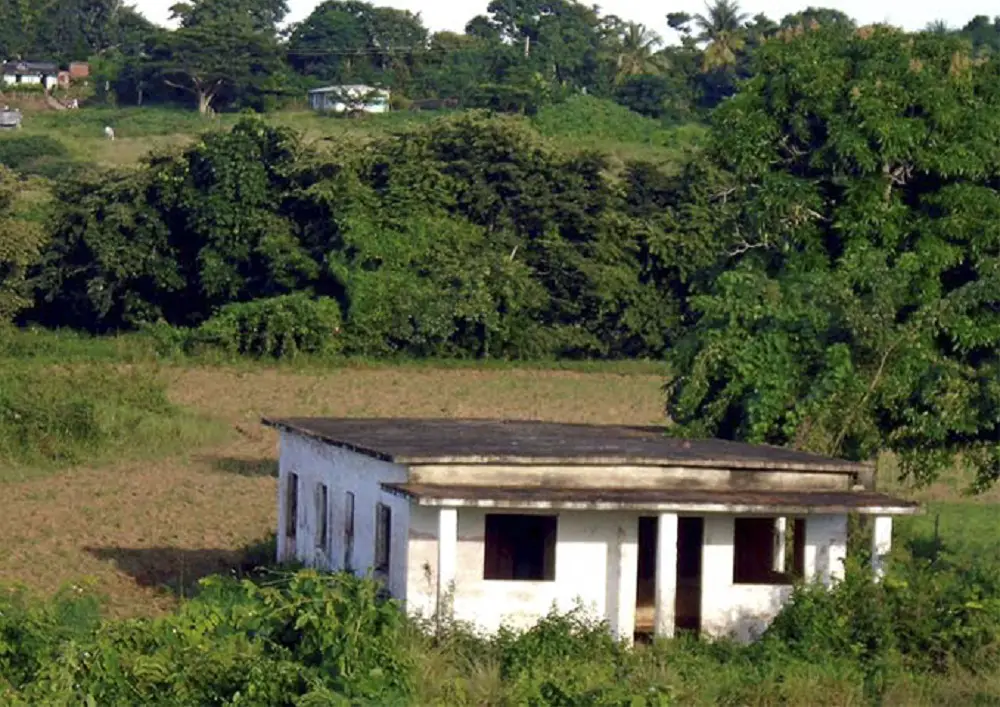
[197,90,212,115]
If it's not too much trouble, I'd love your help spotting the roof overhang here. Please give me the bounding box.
[262,417,874,474]
[381,483,921,516]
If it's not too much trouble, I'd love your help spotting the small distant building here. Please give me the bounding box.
[308,85,390,114]
[0,106,22,129]
[2,61,58,91]
[69,62,90,79]
[264,417,920,643]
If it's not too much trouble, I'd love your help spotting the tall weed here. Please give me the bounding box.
[0,362,220,477]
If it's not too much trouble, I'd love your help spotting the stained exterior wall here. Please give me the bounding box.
[699,515,846,642]
[408,464,851,492]
[410,509,849,642]
[406,507,640,638]
[275,431,850,642]
[276,431,410,599]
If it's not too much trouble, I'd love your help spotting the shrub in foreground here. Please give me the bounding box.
[2,556,1000,705]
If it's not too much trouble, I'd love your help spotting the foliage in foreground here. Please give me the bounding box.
[2,553,1000,706]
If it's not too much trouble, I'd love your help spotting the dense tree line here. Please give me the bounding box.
[5,22,1000,485]
[7,0,1000,120]
[27,113,686,359]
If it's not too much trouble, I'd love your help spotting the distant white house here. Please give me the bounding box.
[2,61,58,91]
[264,417,920,643]
[308,85,390,114]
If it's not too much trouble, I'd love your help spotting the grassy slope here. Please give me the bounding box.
[2,98,703,170]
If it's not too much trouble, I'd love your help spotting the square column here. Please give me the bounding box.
[437,507,458,620]
[654,513,679,638]
[872,516,892,580]
[610,518,639,643]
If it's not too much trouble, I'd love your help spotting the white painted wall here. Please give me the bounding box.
[804,514,849,587]
[308,87,390,114]
[407,507,639,636]
[700,514,848,642]
[274,432,851,643]
[276,431,410,599]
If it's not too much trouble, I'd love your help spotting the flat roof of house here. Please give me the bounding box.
[308,84,387,93]
[2,61,57,73]
[382,484,921,515]
[262,417,873,473]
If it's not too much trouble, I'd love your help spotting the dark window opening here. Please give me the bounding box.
[375,503,391,573]
[285,473,299,538]
[316,484,329,550]
[734,517,805,585]
[484,514,557,581]
[344,492,355,569]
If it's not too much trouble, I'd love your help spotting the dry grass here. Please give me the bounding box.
[0,364,664,616]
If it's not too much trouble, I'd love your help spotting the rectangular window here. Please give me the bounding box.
[484,514,557,581]
[374,503,391,573]
[285,473,299,539]
[315,483,329,550]
[733,517,805,585]
[344,492,355,569]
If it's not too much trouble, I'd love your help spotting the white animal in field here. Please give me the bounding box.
[104,126,115,141]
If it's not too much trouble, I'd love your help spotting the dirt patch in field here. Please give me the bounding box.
[0,365,665,615]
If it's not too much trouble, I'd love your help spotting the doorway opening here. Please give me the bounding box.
[635,516,704,639]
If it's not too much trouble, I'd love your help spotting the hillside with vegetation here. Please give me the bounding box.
[2,0,1000,704]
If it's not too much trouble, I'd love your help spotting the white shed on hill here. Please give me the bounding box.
[263,417,919,643]
[307,85,390,114]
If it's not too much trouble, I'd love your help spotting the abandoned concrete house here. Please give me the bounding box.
[263,417,920,642]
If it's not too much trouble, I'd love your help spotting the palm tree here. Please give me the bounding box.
[692,0,749,71]
[613,22,669,83]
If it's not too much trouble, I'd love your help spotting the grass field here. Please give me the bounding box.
[0,360,667,616]
[1,99,701,170]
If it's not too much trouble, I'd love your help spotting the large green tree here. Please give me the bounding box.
[146,0,286,113]
[287,0,427,87]
[665,25,1000,489]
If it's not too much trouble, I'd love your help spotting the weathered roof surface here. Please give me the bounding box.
[262,417,873,473]
[2,61,57,74]
[382,483,920,516]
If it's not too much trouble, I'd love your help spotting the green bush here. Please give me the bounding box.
[0,134,81,180]
[2,558,1000,705]
[187,294,343,359]
[0,362,218,475]
[533,95,679,146]
[764,552,1000,693]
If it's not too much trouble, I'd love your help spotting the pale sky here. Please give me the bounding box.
[133,0,999,38]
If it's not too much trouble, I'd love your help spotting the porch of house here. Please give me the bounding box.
[391,485,916,642]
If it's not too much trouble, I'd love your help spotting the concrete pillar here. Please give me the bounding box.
[654,513,679,638]
[772,517,787,574]
[612,518,639,643]
[437,507,458,620]
[804,515,848,587]
[872,516,892,580]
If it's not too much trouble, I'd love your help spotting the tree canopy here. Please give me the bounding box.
[664,25,1000,489]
